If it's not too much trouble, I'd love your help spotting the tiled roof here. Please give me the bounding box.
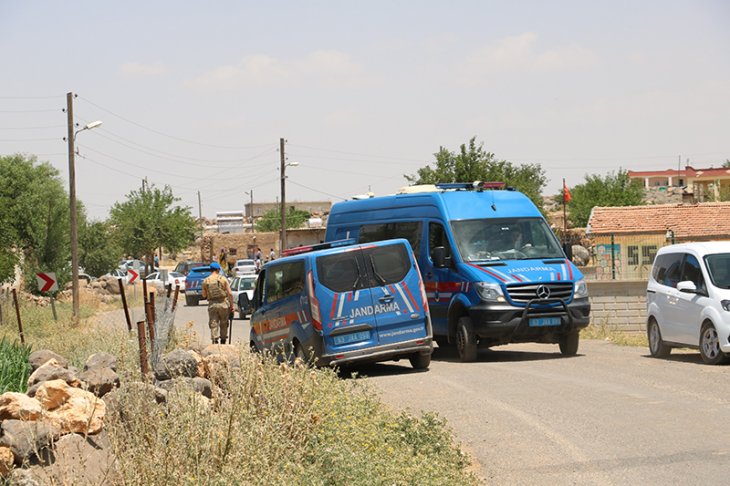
[586,202,730,237]
[627,166,730,179]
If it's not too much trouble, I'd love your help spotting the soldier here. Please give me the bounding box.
[201,262,234,344]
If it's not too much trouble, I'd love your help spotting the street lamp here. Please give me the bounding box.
[245,189,254,234]
[66,92,102,323]
[279,146,299,254]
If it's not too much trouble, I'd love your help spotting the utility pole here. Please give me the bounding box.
[197,190,202,219]
[280,137,286,254]
[246,189,254,234]
[66,92,80,323]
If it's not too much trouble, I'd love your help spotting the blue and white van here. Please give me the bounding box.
[325,182,591,361]
[249,239,433,369]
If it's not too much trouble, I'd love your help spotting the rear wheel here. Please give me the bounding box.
[456,317,478,362]
[699,322,728,365]
[293,341,308,366]
[409,352,431,370]
[647,318,671,358]
[559,331,580,356]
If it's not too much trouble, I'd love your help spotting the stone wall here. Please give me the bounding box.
[587,280,646,333]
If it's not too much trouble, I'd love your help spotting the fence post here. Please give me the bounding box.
[146,295,156,358]
[136,320,149,376]
[172,285,180,312]
[119,278,132,332]
[12,288,24,345]
[611,234,616,280]
[50,296,58,321]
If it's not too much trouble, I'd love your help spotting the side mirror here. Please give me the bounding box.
[677,280,702,295]
[432,246,450,268]
[563,243,573,261]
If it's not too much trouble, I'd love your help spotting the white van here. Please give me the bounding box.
[646,241,730,364]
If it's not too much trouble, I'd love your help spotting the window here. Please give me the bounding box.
[317,252,363,292]
[705,254,730,289]
[366,244,410,286]
[628,246,639,266]
[264,261,305,305]
[681,254,706,293]
[642,246,657,265]
[428,222,452,261]
[359,222,422,258]
[652,252,684,288]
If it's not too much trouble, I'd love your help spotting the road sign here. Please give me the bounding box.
[36,272,58,292]
[127,269,139,284]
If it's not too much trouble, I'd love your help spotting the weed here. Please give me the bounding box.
[0,337,31,393]
[583,321,648,347]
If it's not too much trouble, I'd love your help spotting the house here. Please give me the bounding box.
[628,166,730,201]
[585,202,730,280]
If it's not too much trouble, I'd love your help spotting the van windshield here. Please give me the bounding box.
[704,253,730,289]
[451,217,564,262]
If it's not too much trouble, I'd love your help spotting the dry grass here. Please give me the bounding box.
[582,321,648,347]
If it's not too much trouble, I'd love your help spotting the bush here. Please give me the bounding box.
[0,337,31,393]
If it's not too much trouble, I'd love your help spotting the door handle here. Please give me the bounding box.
[380,295,394,303]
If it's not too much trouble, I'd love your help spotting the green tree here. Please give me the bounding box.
[0,154,72,289]
[722,159,730,168]
[79,220,121,277]
[255,207,311,232]
[405,137,547,210]
[109,185,197,271]
[566,170,645,227]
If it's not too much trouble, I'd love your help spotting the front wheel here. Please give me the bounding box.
[647,319,671,358]
[409,352,431,370]
[559,331,580,356]
[456,317,478,362]
[699,322,728,365]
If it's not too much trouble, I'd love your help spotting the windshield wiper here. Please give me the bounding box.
[369,255,387,286]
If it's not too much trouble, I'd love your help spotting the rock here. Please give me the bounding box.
[28,350,67,372]
[26,360,80,391]
[156,377,212,399]
[188,350,207,378]
[572,245,591,266]
[8,468,41,485]
[154,349,198,381]
[35,380,106,435]
[0,393,42,421]
[201,343,239,359]
[192,377,213,399]
[0,420,59,464]
[34,431,117,485]
[84,352,117,372]
[79,367,120,397]
[0,446,12,478]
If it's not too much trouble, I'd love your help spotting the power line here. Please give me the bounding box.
[287,180,348,201]
[0,125,65,130]
[0,109,60,113]
[288,143,427,163]
[0,95,61,99]
[0,138,60,142]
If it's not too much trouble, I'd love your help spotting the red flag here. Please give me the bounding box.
[563,180,572,203]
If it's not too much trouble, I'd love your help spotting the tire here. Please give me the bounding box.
[185,295,199,307]
[559,331,580,356]
[409,352,431,370]
[699,322,728,365]
[647,318,671,358]
[238,304,246,320]
[456,317,478,362]
[293,341,308,366]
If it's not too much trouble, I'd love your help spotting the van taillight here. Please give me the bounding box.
[307,271,322,331]
[412,256,430,313]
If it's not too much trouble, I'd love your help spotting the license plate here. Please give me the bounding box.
[529,317,561,327]
[333,330,370,346]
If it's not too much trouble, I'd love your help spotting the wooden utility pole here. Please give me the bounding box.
[197,190,202,219]
[280,138,287,254]
[66,92,80,323]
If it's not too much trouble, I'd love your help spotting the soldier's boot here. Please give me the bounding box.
[212,338,219,344]
[220,337,227,345]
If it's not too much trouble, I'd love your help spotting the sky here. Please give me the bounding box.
[1,1,729,220]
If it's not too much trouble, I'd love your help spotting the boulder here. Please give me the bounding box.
[153,349,198,381]
[156,377,212,399]
[572,245,591,267]
[0,393,42,421]
[0,420,59,464]
[79,367,120,397]
[28,350,67,372]
[34,431,117,485]
[188,350,207,378]
[0,446,12,478]
[26,360,80,391]
[84,352,117,372]
[35,380,106,435]
[201,343,239,359]
[8,468,41,485]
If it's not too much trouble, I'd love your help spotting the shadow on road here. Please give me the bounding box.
[641,351,726,366]
[431,344,582,363]
[338,361,426,379]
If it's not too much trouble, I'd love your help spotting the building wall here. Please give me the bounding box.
[588,234,666,281]
[587,280,646,333]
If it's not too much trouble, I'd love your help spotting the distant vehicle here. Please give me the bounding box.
[184,265,218,306]
[144,271,186,290]
[174,261,206,276]
[233,259,257,276]
[646,241,730,365]
[230,274,257,319]
[103,269,129,284]
[118,259,157,277]
[250,239,433,369]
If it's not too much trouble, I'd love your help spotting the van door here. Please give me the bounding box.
[675,253,708,344]
[315,249,379,354]
[424,222,458,336]
[364,242,429,346]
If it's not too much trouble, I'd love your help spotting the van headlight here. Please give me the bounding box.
[574,279,589,298]
[476,282,505,302]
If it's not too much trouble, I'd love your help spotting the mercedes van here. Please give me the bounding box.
[249,239,433,369]
[325,182,591,361]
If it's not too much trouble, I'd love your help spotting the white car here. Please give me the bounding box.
[144,271,187,290]
[230,274,257,319]
[646,241,730,364]
[104,269,130,284]
[233,259,257,276]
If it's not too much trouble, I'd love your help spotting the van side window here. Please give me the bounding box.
[359,222,422,258]
[681,254,706,292]
[265,261,304,304]
[366,244,410,285]
[653,253,684,288]
[254,270,266,307]
[428,222,451,261]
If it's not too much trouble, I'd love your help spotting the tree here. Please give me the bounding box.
[79,220,121,277]
[566,170,645,227]
[405,137,547,210]
[722,159,730,168]
[109,185,197,271]
[255,207,311,232]
[0,154,72,289]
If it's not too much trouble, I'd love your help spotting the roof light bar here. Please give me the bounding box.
[282,238,356,257]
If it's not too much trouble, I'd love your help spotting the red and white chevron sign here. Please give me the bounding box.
[127,269,139,284]
[36,272,58,293]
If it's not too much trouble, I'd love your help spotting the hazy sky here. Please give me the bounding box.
[1,1,728,220]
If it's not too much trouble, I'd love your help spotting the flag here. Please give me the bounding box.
[563,180,572,203]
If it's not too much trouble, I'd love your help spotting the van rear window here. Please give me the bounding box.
[317,253,362,292]
[317,243,411,292]
[366,244,410,286]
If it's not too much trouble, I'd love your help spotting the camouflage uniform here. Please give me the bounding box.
[202,273,232,344]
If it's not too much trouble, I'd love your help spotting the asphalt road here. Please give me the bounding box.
[171,304,730,485]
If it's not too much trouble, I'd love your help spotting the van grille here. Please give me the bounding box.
[506,282,573,304]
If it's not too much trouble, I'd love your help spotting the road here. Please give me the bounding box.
[171,304,730,484]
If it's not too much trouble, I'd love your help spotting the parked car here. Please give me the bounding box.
[184,265,218,306]
[250,238,433,369]
[646,241,730,365]
[103,269,129,284]
[144,271,186,290]
[233,259,257,276]
[230,274,257,319]
[174,261,206,276]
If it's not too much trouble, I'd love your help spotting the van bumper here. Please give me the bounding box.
[468,297,591,344]
[321,337,433,367]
